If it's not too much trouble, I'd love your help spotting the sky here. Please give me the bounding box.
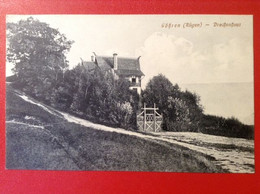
[6,15,254,124]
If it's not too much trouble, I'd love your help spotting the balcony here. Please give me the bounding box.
[129,81,141,87]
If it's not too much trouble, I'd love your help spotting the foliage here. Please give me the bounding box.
[7,17,138,129]
[142,74,203,132]
[7,17,74,102]
[142,74,179,111]
[166,97,190,131]
[49,70,76,110]
[142,74,253,138]
[7,17,253,138]
[200,115,254,139]
[51,63,139,129]
[179,90,203,131]
[7,84,224,172]
[83,68,138,128]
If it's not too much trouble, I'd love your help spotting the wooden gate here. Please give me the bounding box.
[137,103,162,132]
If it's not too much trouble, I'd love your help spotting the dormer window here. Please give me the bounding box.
[132,77,136,83]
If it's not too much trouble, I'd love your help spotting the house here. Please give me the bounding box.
[84,53,144,95]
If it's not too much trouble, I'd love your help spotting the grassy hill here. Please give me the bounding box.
[6,84,225,172]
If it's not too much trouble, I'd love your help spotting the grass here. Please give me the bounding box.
[6,84,225,172]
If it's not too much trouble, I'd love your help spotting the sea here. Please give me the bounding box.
[179,82,254,125]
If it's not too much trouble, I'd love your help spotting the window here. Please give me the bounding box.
[132,77,136,83]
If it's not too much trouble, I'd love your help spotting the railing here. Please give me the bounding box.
[129,82,141,87]
[137,103,162,132]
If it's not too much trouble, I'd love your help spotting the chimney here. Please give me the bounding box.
[113,53,118,70]
[91,55,95,62]
[137,56,141,70]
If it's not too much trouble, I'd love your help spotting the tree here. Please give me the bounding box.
[142,74,203,131]
[70,63,95,113]
[50,70,77,110]
[67,64,138,129]
[166,97,190,131]
[7,17,74,101]
[142,74,180,130]
[86,69,137,128]
[142,74,179,112]
[179,90,203,131]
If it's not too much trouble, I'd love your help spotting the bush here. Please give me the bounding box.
[200,115,254,139]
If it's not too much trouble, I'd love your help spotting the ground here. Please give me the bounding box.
[152,132,254,173]
[5,84,254,172]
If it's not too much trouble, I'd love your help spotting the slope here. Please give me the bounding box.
[6,84,224,172]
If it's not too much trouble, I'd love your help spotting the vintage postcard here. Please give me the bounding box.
[5,15,254,173]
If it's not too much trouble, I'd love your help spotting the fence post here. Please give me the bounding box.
[153,103,156,132]
[143,103,146,131]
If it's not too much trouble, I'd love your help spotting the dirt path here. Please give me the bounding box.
[17,93,255,173]
[153,132,254,173]
[6,120,45,129]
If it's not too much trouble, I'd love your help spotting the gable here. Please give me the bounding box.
[95,56,114,71]
[82,61,97,71]
[95,55,144,77]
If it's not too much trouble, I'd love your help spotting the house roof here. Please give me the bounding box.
[115,69,144,77]
[82,61,97,71]
[95,56,113,71]
[95,55,144,76]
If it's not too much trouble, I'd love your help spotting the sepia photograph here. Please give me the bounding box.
[5,15,254,173]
